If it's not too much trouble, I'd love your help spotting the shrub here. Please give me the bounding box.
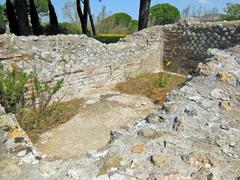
[128,20,138,33]
[97,13,132,34]
[0,67,28,113]
[0,66,63,113]
[59,22,81,34]
[149,3,180,25]
[32,77,63,113]
[94,34,128,44]
[224,3,240,20]
[154,73,171,87]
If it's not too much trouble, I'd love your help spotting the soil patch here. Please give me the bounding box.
[115,72,186,105]
[16,99,84,143]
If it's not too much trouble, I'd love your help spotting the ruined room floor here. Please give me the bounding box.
[35,89,154,159]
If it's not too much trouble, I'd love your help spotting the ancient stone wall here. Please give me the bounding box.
[163,19,240,73]
[0,104,42,164]
[164,19,240,61]
[0,26,163,101]
[1,20,240,100]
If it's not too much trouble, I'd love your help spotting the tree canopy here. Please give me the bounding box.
[149,3,180,25]
[97,13,132,33]
[34,0,49,16]
[225,3,240,20]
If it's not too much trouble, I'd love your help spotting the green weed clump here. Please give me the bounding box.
[17,99,83,142]
[94,34,128,44]
[0,67,28,113]
[154,73,171,88]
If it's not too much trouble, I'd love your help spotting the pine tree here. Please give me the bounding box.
[48,0,59,35]
[5,0,20,35]
[15,0,32,35]
[29,0,43,35]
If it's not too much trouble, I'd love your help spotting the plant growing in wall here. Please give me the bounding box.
[0,64,64,114]
[32,77,63,113]
[0,67,28,113]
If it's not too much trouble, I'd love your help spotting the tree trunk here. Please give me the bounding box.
[76,0,88,35]
[138,0,151,31]
[82,0,88,34]
[76,0,83,25]
[5,0,20,35]
[29,0,43,35]
[87,1,96,35]
[15,0,32,35]
[48,0,59,35]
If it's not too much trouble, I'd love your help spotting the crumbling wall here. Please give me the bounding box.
[0,26,163,101]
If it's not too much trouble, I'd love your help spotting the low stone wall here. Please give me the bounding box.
[0,26,163,101]
[163,19,240,61]
[0,104,42,165]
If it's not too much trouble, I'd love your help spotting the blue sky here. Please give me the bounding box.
[0,0,239,21]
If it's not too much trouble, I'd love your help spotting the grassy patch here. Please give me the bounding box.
[115,72,186,105]
[16,99,83,142]
[94,34,128,44]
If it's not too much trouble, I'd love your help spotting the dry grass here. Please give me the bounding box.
[16,99,84,142]
[115,72,186,105]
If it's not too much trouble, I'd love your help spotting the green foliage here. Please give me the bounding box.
[94,34,128,44]
[97,13,132,34]
[17,99,83,141]
[0,4,6,34]
[149,3,180,25]
[0,65,63,114]
[33,77,63,113]
[112,13,132,27]
[0,67,28,113]
[224,3,240,20]
[154,73,171,88]
[33,0,48,15]
[128,20,138,33]
[59,22,81,34]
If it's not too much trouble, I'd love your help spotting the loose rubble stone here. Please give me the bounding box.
[97,156,123,176]
[131,144,145,154]
[138,128,167,139]
[219,100,231,111]
[19,153,39,165]
[182,152,218,168]
[130,159,141,169]
[150,155,170,167]
[17,149,27,157]
[146,112,165,123]
[217,71,231,81]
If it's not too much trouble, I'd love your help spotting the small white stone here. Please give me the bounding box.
[17,150,27,157]
[19,153,38,165]
[205,163,211,168]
